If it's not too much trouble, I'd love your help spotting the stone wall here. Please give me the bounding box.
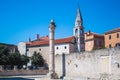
[0,69,48,76]
[55,48,120,79]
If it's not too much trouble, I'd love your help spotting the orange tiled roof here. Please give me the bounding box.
[32,36,49,42]
[55,36,74,44]
[85,32,104,37]
[104,28,120,34]
[27,36,75,47]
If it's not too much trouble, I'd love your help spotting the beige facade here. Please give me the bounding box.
[55,43,75,55]
[104,28,120,48]
[26,43,75,65]
[85,31,104,51]
[27,46,49,64]
[18,42,26,55]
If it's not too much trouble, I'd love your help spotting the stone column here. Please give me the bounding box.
[49,19,56,78]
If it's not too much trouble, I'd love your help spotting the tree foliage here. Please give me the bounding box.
[0,45,9,65]
[31,51,44,67]
[8,53,21,65]
[0,45,9,56]
[0,44,29,69]
[20,55,29,65]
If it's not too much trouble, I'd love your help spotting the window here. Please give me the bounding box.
[109,44,111,48]
[96,40,99,45]
[116,63,120,68]
[116,43,120,47]
[75,46,78,51]
[95,40,99,45]
[99,41,101,46]
[56,47,59,50]
[117,33,119,38]
[75,29,78,33]
[109,35,111,40]
[64,46,67,49]
[101,42,104,46]
[116,44,117,47]
[39,48,41,51]
[27,49,29,51]
[75,29,78,36]
[80,29,83,35]
[75,37,78,43]
[80,39,84,44]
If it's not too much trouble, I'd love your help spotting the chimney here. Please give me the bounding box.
[88,30,91,35]
[29,37,31,42]
[36,34,40,40]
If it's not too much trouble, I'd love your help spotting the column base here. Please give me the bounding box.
[47,72,59,79]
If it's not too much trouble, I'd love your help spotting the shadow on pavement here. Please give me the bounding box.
[0,77,34,80]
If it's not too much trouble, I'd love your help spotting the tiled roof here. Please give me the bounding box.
[55,36,75,44]
[85,32,104,37]
[32,36,49,42]
[27,36,75,47]
[104,28,120,34]
[41,36,49,41]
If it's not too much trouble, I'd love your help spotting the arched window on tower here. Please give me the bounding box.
[75,37,78,43]
[75,29,78,36]
[80,29,83,35]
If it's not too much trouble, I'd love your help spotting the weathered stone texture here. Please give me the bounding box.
[55,48,120,79]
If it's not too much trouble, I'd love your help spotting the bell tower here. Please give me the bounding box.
[73,6,85,52]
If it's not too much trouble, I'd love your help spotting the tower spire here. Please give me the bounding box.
[73,4,85,52]
[75,4,83,27]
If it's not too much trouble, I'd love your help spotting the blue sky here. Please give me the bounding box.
[0,0,120,45]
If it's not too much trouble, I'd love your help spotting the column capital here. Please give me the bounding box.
[49,19,56,29]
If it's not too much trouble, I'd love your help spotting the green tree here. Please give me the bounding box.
[1,54,9,65]
[20,55,29,65]
[15,53,21,65]
[0,45,9,56]
[0,44,29,70]
[31,51,44,67]
[8,53,29,69]
[0,45,9,69]
[7,53,21,69]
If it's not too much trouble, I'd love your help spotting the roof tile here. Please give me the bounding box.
[105,27,120,34]
[27,36,75,47]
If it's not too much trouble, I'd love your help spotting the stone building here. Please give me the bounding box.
[18,6,85,65]
[104,28,120,48]
[85,31,104,51]
[18,42,26,55]
[24,35,76,65]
